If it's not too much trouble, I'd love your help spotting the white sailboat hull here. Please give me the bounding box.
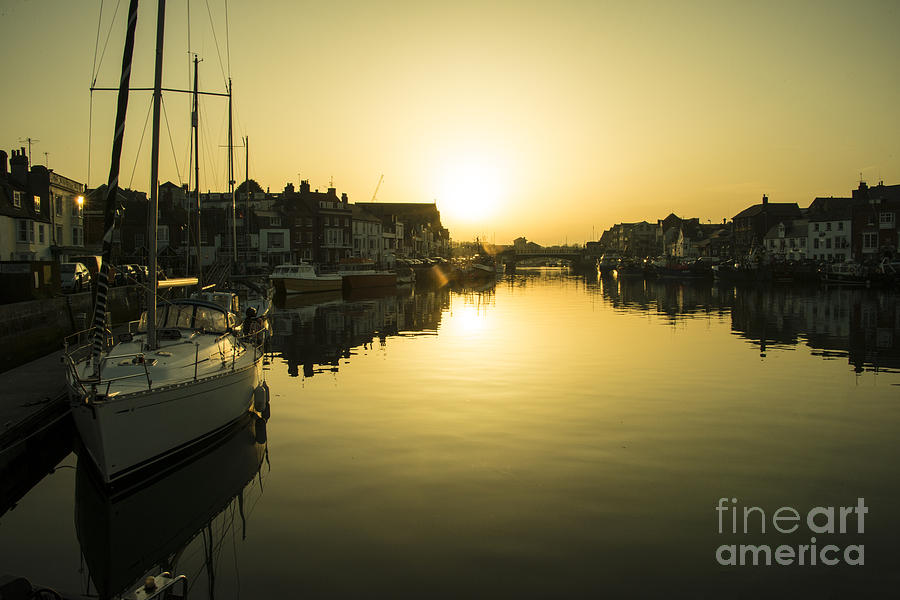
[72,361,260,485]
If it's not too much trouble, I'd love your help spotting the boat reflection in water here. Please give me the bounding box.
[589,274,900,372]
[75,412,269,600]
[270,286,451,378]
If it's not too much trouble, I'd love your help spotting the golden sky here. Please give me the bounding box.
[2,0,899,244]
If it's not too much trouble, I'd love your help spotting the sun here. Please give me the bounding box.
[433,155,508,225]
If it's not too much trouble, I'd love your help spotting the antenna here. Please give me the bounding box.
[43,152,50,168]
[18,137,39,161]
[329,175,334,188]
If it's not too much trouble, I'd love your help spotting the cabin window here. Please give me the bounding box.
[165,305,194,329]
[194,306,227,332]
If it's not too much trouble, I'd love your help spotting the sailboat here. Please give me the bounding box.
[64,0,266,488]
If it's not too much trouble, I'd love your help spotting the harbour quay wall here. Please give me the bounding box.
[0,286,144,373]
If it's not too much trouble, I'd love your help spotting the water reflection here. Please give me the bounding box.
[270,287,450,378]
[587,273,900,373]
[75,413,269,600]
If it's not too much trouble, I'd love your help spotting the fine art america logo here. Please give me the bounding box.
[715,498,867,566]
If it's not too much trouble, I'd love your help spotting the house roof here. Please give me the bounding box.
[763,219,809,239]
[734,202,802,220]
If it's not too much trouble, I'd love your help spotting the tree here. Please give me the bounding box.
[236,179,263,195]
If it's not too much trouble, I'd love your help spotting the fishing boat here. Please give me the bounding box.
[269,262,342,294]
[63,0,266,488]
[338,258,398,290]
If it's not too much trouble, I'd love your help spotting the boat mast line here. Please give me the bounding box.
[90,0,141,375]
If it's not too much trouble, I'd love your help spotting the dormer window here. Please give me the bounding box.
[33,195,40,212]
[13,190,22,208]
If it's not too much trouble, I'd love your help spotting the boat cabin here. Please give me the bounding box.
[138,299,236,334]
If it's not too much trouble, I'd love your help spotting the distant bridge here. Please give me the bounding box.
[498,248,587,261]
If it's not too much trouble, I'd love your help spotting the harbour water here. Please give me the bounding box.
[2,270,899,597]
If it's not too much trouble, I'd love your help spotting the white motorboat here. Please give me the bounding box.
[270,262,342,294]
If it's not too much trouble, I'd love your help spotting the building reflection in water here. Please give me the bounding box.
[75,413,269,600]
[588,274,900,373]
[270,286,451,378]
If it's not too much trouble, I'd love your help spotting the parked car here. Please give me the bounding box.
[61,262,92,292]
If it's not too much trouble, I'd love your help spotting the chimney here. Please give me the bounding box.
[341,192,348,204]
[9,148,28,185]
[0,150,6,180]
[300,180,310,193]
[327,186,337,197]
[284,182,295,194]
[762,194,768,206]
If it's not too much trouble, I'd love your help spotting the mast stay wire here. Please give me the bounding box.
[161,95,185,187]
[204,0,229,89]
[127,96,155,190]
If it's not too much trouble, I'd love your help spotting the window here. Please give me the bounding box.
[33,195,40,212]
[880,212,895,227]
[813,238,819,249]
[55,195,63,216]
[73,228,82,246]
[863,232,878,251]
[56,226,62,244]
[826,222,831,231]
[268,232,284,248]
[157,226,169,243]
[838,222,844,231]
[17,220,29,242]
[825,238,831,249]
[270,217,281,227]
[813,223,819,232]
[38,224,44,244]
[13,190,22,208]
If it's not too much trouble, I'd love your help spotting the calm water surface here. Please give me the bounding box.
[2,270,900,598]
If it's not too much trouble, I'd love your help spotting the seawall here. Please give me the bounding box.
[0,286,145,373]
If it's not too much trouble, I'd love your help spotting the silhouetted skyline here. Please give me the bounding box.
[1,0,898,243]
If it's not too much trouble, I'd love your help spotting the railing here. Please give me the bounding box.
[65,325,268,401]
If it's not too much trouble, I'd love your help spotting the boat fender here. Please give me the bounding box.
[253,382,270,413]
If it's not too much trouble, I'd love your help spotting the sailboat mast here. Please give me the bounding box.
[90,0,141,372]
[244,135,249,266]
[192,54,202,284]
[147,0,166,351]
[228,79,236,264]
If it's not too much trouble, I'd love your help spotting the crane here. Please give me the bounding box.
[371,174,384,202]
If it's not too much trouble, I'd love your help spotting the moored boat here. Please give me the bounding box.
[338,258,398,290]
[64,298,265,487]
[269,262,342,294]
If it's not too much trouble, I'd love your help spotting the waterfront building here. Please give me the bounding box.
[0,149,58,261]
[355,202,450,258]
[732,195,802,256]
[850,181,900,262]
[763,219,809,261]
[276,180,353,266]
[351,205,383,264]
[804,197,860,263]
